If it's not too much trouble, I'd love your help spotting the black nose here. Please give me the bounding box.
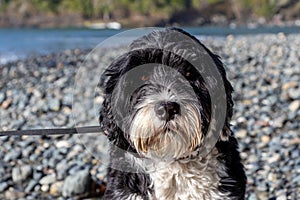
[154,101,180,120]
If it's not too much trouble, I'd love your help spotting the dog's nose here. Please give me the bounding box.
[155,101,180,120]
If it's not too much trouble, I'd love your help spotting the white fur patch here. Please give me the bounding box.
[147,148,230,200]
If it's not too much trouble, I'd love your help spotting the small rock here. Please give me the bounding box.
[50,181,64,196]
[25,180,38,193]
[0,182,9,193]
[55,140,71,148]
[236,129,247,138]
[282,81,298,90]
[288,88,300,99]
[4,150,21,162]
[41,184,49,192]
[0,167,5,181]
[268,154,281,164]
[62,169,91,197]
[276,189,287,200]
[33,171,43,181]
[39,174,56,185]
[12,165,32,183]
[52,114,68,126]
[248,193,257,200]
[0,92,5,104]
[288,100,300,112]
[48,98,61,112]
[292,175,300,184]
[271,116,286,128]
[34,185,41,192]
[256,191,267,200]
[261,135,270,143]
[1,98,12,109]
[4,188,25,200]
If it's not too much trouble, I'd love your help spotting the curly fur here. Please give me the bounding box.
[99,27,246,199]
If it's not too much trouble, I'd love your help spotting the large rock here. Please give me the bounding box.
[62,169,91,197]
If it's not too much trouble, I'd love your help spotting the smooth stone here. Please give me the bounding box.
[56,160,68,175]
[288,100,300,112]
[261,135,270,143]
[282,81,298,90]
[52,114,68,126]
[0,92,5,104]
[275,189,287,200]
[4,150,21,162]
[62,169,91,197]
[248,193,257,200]
[0,170,5,183]
[25,180,38,193]
[34,185,41,192]
[4,188,26,200]
[292,175,300,184]
[0,182,9,193]
[1,98,12,109]
[55,140,71,148]
[33,171,43,181]
[68,164,84,175]
[39,174,56,185]
[236,129,247,138]
[48,98,61,112]
[41,184,50,192]
[288,88,300,99]
[12,165,32,183]
[50,181,64,196]
[271,116,286,128]
[22,146,35,158]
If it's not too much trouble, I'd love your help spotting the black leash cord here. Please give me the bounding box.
[0,126,102,137]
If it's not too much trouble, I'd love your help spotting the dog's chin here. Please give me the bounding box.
[129,113,203,161]
[141,131,202,162]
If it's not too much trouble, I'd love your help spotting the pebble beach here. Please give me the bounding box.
[0,33,299,199]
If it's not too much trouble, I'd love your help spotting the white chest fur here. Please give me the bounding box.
[148,148,230,200]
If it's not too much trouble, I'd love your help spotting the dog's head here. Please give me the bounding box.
[99,28,233,161]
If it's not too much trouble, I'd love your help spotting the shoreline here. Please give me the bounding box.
[0,34,300,199]
[1,27,300,66]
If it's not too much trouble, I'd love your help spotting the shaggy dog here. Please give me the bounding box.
[99,27,246,200]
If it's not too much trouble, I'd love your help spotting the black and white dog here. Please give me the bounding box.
[99,28,246,200]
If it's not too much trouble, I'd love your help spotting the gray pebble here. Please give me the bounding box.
[247,193,257,200]
[33,171,43,181]
[0,182,9,193]
[39,174,56,185]
[12,165,32,183]
[48,98,61,112]
[0,92,5,104]
[4,150,21,162]
[288,88,300,100]
[62,169,91,197]
[25,180,38,193]
[4,188,25,200]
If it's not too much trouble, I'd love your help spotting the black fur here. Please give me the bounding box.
[99,27,246,199]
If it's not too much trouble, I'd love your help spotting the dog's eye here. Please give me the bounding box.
[185,72,190,77]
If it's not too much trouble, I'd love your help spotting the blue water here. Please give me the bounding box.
[1,26,300,64]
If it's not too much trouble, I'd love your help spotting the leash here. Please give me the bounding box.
[0,126,103,137]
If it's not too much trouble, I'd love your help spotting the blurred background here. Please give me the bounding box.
[1,0,300,28]
[0,1,299,200]
[1,0,300,63]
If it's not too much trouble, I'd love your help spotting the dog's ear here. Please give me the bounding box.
[99,53,129,137]
[99,51,146,134]
[211,53,234,142]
